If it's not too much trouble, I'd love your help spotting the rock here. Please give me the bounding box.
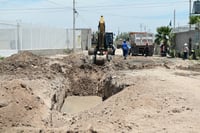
[24,105,33,110]
[0,100,9,108]
[171,108,181,113]
[87,124,97,133]
[20,83,27,88]
[164,63,170,69]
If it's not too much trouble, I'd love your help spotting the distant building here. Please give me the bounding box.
[193,0,200,14]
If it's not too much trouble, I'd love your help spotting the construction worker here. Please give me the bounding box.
[144,43,149,57]
[160,41,166,57]
[183,43,189,60]
[122,40,128,59]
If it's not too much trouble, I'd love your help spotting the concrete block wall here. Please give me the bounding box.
[175,30,199,52]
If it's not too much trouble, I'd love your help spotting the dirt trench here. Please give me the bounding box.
[2,52,199,132]
[0,52,127,129]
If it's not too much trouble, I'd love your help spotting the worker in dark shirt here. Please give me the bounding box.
[144,43,149,57]
[122,40,128,59]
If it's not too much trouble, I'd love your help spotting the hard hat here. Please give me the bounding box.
[184,43,188,46]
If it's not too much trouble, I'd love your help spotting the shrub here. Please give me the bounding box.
[169,49,176,58]
[0,56,4,60]
[195,49,200,58]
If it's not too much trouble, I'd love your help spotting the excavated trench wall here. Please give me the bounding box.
[2,51,190,129]
[46,62,128,128]
[50,61,126,113]
[0,51,131,128]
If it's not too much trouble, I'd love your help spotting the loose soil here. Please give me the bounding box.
[0,50,200,132]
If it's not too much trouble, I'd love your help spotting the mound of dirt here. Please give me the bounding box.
[110,56,167,70]
[178,63,200,72]
[5,51,42,62]
[0,80,49,128]
[0,51,47,76]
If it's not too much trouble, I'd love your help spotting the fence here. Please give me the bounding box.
[0,22,18,57]
[0,21,91,57]
[20,24,67,50]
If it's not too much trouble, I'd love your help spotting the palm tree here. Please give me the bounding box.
[189,15,200,25]
[155,26,172,45]
[155,26,174,56]
[190,15,200,57]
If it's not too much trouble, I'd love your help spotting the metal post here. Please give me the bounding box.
[17,22,20,51]
[73,0,75,52]
[174,9,176,30]
[30,23,32,50]
[189,0,191,30]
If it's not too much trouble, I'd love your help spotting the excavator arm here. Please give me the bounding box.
[98,16,106,49]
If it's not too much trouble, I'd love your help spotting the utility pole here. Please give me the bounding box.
[17,22,20,50]
[118,27,120,36]
[174,9,176,30]
[73,0,75,52]
[140,23,142,32]
[189,0,192,30]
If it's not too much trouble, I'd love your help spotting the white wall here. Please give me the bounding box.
[0,22,92,56]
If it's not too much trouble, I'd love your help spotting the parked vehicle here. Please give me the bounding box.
[129,32,154,56]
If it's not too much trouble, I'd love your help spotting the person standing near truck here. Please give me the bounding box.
[122,40,128,59]
[144,43,149,57]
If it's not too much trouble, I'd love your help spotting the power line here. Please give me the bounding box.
[0,7,70,11]
[0,0,72,12]
[0,9,70,15]
[78,8,188,20]
[77,1,188,9]
[0,1,188,12]
[44,0,66,7]
[77,14,92,28]
[73,0,75,51]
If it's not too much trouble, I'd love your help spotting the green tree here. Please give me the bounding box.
[189,16,200,59]
[154,26,172,45]
[189,15,200,25]
[115,32,129,41]
[155,26,176,56]
[0,56,4,60]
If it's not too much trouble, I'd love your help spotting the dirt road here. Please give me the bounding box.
[0,51,200,132]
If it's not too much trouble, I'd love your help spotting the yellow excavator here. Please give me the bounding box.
[88,16,114,65]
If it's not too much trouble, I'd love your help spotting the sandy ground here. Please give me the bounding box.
[0,50,200,132]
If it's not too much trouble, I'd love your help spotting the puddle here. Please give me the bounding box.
[61,96,102,114]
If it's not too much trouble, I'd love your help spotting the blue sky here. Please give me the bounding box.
[0,0,191,34]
